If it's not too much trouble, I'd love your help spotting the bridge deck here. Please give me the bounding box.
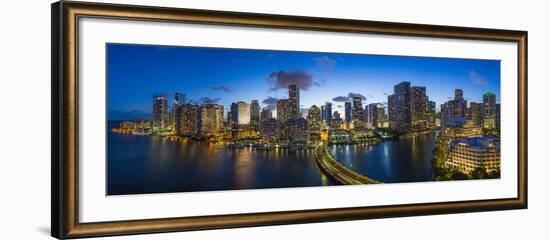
[315,144,381,185]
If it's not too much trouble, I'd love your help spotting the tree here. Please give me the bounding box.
[488,170,501,179]
[471,167,488,179]
[451,171,470,180]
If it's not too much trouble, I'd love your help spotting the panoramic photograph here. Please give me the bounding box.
[106,43,501,195]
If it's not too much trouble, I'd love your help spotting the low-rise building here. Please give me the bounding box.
[446,136,500,174]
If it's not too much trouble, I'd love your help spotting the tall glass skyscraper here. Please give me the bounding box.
[152,94,168,133]
[237,101,250,125]
[288,84,300,119]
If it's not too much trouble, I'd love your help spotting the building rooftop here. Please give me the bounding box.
[451,136,500,151]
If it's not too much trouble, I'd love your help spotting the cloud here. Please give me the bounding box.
[267,70,319,91]
[332,96,350,102]
[262,96,278,110]
[332,93,367,102]
[348,92,367,101]
[469,70,489,86]
[210,85,232,93]
[199,97,221,104]
[314,56,337,70]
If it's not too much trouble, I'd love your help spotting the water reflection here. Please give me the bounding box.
[108,125,436,195]
[107,129,332,195]
[330,132,436,183]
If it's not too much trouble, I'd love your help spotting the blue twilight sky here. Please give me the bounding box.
[106,43,500,121]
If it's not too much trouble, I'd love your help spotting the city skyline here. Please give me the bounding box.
[107,43,500,121]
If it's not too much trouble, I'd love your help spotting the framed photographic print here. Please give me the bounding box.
[51,1,527,239]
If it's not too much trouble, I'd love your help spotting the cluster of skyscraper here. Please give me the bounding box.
[149,81,499,144]
[151,84,391,142]
[387,81,436,133]
[440,89,500,131]
[436,89,501,175]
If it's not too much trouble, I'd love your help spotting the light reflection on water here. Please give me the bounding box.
[330,132,436,183]
[107,123,436,195]
[108,129,332,195]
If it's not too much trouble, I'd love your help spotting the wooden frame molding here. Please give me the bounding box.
[52,1,527,239]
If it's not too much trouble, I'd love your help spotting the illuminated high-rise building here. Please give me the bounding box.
[344,102,352,126]
[260,108,272,133]
[230,102,238,129]
[199,104,224,134]
[321,105,326,126]
[250,100,260,131]
[376,106,387,128]
[261,118,278,141]
[288,84,300,119]
[352,96,365,129]
[152,94,168,133]
[410,86,427,130]
[325,102,333,128]
[441,88,467,127]
[180,103,199,136]
[287,118,309,143]
[483,92,497,129]
[388,81,411,133]
[366,103,378,129]
[332,111,343,129]
[173,92,185,131]
[427,100,436,128]
[237,101,250,125]
[307,105,321,141]
[277,99,290,139]
[469,102,483,126]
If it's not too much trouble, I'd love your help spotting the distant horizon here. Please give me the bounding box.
[107,43,500,121]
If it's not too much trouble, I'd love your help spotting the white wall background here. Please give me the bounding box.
[0,0,546,239]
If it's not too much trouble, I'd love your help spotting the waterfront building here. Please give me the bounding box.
[329,129,351,143]
[261,118,278,142]
[152,94,168,133]
[324,102,333,128]
[344,102,352,127]
[321,105,327,127]
[172,93,185,131]
[237,101,250,126]
[440,89,468,127]
[427,100,436,128]
[307,105,321,141]
[180,103,199,136]
[230,102,238,129]
[277,99,290,139]
[260,108,272,133]
[133,120,152,135]
[410,86,427,130]
[199,104,224,135]
[388,81,411,133]
[366,103,378,129]
[332,111,344,129]
[250,100,260,131]
[441,118,483,143]
[287,118,309,143]
[446,136,500,174]
[352,96,365,129]
[288,84,300,119]
[376,106,387,128]
[483,92,497,129]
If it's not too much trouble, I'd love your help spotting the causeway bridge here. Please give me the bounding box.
[314,143,381,185]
